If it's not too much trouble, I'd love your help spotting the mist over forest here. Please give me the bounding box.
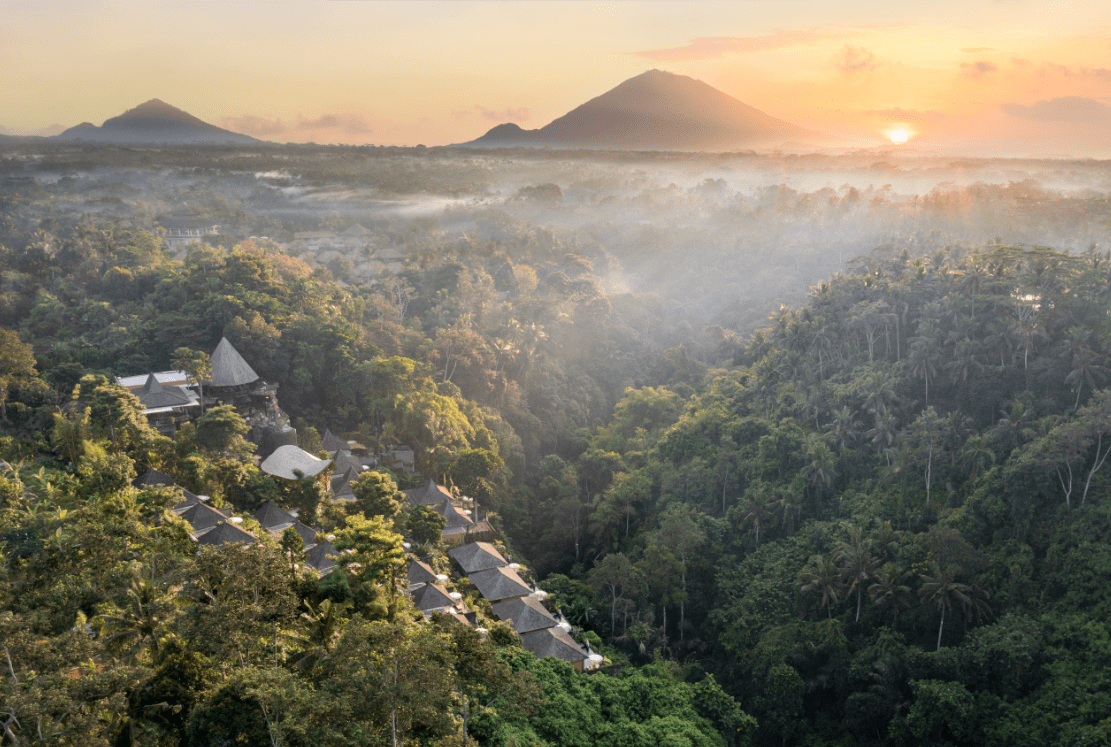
[3,141,1111,747]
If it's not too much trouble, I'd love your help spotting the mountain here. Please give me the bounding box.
[459,70,830,151]
[56,99,258,145]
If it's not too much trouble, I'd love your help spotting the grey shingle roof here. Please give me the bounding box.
[331,449,359,476]
[260,445,332,481]
[207,337,260,388]
[407,559,439,586]
[491,596,558,634]
[435,500,475,531]
[321,429,347,454]
[520,627,588,665]
[134,469,175,488]
[289,521,319,548]
[304,540,338,571]
[253,502,295,530]
[410,583,455,612]
[172,493,202,512]
[404,479,453,507]
[196,521,256,546]
[180,502,231,533]
[448,542,507,575]
[468,566,530,602]
[136,373,195,409]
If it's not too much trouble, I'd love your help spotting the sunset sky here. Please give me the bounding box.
[4,0,1111,154]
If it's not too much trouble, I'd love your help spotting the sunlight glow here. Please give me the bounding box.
[888,129,910,144]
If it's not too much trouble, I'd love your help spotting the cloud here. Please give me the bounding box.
[1001,96,1111,124]
[477,106,529,122]
[863,107,945,122]
[961,60,997,77]
[836,45,879,73]
[450,106,530,123]
[961,47,994,53]
[219,113,372,139]
[633,30,839,63]
[31,124,66,136]
[1011,59,1111,83]
[219,115,288,137]
[295,114,372,134]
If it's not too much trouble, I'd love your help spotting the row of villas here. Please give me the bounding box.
[406,540,603,672]
[119,337,595,669]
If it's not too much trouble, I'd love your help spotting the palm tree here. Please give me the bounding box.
[801,433,837,501]
[918,566,990,651]
[867,406,898,465]
[737,484,775,546]
[800,555,843,619]
[1066,348,1109,411]
[825,406,862,455]
[285,598,351,671]
[909,329,941,405]
[95,576,174,663]
[868,563,912,621]
[836,526,878,623]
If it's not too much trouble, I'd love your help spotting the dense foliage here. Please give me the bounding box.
[2,143,1111,745]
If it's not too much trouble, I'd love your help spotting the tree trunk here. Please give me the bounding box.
[856,584,862,623]
[936,606,945,651]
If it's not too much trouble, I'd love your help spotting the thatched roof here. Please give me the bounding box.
[207,337,259,388]
[520,627,588,665]
[491,596,558,634]
[260,445,332,481]
[404,479,453,507]
[468,566,530,602]
[448,542,507,575]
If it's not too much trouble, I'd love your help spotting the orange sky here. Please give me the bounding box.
[4,1,1111,154]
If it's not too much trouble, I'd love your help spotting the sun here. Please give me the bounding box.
[888,129,910,144]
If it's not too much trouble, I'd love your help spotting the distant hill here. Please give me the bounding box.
[458,70,831,151]
[56,99,258,145]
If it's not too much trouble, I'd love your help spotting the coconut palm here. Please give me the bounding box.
[918,566,990,651]
[868,562,912,621]
[836,526,878,623]
[800,555,843,619]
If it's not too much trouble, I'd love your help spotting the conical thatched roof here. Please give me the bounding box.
[207,337,259,388]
